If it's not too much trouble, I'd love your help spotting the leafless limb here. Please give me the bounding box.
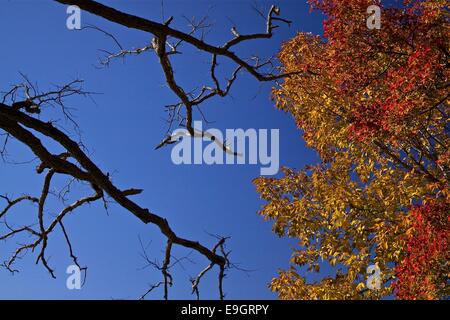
[60,0,303,139]
[139,282,164,300]
[0,195,39,219]
[190,236,230,300]
[0,155,104,278]
[2,74,95,134]
[0,86,230,297]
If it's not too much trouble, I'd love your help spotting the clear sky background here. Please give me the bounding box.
[0,0,327,299]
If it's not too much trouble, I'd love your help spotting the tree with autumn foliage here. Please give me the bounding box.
[254,0,449,299]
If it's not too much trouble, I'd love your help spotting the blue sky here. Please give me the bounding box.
[0,0,325,299]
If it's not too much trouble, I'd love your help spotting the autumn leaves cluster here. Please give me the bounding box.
[254,0,449,299]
